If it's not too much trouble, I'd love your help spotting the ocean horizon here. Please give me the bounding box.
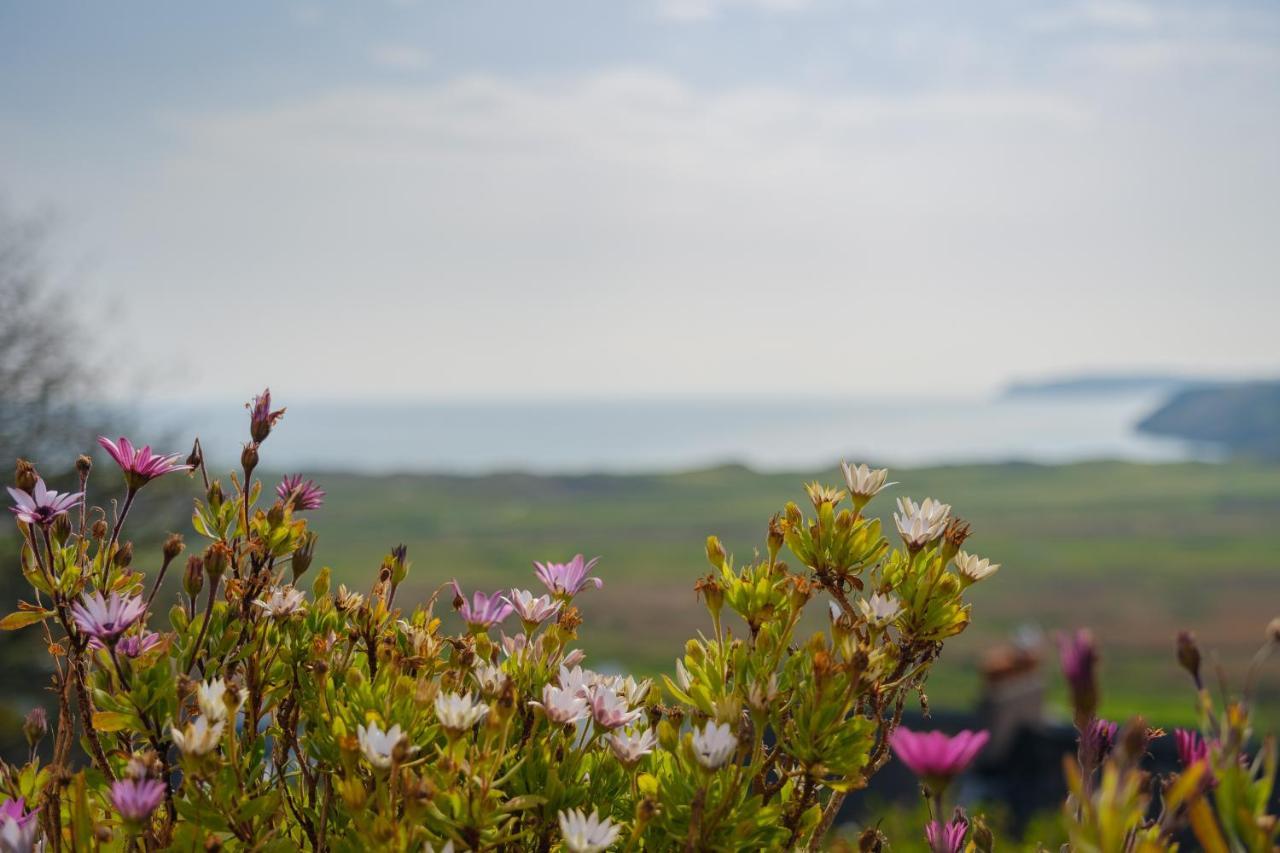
[133,390,1211,476]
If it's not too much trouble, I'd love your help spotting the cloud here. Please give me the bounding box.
[369,44,430,72]
[1025,0,1159,34]
[654,0,814,22]
[58,60,1270,400]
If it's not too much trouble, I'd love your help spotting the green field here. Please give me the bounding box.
[280,458,1280,728]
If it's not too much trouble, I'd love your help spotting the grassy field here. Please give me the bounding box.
[278,458,1280,728]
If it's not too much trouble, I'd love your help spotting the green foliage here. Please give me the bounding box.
[0,397,1001,849]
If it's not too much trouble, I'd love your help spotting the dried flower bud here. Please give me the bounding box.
[184,556,205,598]
[940,518,972,562]
[557,605,582,635]
[204,541,232,582]
[163,533,185,563]
[1176,630,1202,683]
[240,442,259,475]
[291,532,317,582]
[858,827,887,852]
[1268,618,1280,645]
[23,706,47,748]
[969,814,993,853]
[91,519,108,540]
[14,459,38,493]
[694,573,725,620]
[636,796,658,823]
[185,440,203,471]
[113,541,134,568]
[786,575,814,612]
[75,454,93,476]
[1117,716,1151,765]
[766,513,784,560]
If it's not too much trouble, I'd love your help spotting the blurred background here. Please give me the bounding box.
[1,0,1279,820]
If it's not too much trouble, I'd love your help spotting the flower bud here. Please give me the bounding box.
[184,556,205,598]
[1268,618,1280,645]
[266,502,286,527]
[240,443,259,476]
[185,440,203,471]
[858,827,887,852]
[705,536,727,570]
[75,454,92,477]
[969,814,994,853]
[657,719,679,752]
[14,459,38,493]
[247,388,285,444]
[91,520,108,540]
[1176,630,1201,683]
[767,514,784,561]
[51,514,71,543]
[163,533,185,563]
[694,573,725,621]
[635,795,658,824]
[1117,717,1151,765]
[23,706,47,748]
[1058,629,1098,725]
[207,480,224,508]
[204,541,232,582]
[291,532,317,582]
[940,518,972,563]
[113,541,134,568]
[389,544,409,585]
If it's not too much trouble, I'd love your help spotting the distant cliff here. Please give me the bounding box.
[1137,381,1280,459]
[1002,374,1196,398]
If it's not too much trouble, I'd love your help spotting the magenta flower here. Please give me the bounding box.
[889,728,989,793]
[276,474,324,511]
[109,777,165,823]
[7,477,84,527]
[248,388,286,443]
[534,554,603,597]
[89,630,163,658]
[925,815,968,853]
[450,581,514,630]
[69,591,147,643]
[98,436,191,490]
[1083,718,1119,760]
[1057,628,1098,720]
[1175,728,1215,786]
[0,797,38,851]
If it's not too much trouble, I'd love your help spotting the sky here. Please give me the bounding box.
[1,0,1278,401]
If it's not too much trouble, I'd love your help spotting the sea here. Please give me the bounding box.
[136,390,1213,475]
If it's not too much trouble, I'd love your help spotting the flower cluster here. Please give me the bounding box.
[0,391,1006,850]
[1052,624,1280,852]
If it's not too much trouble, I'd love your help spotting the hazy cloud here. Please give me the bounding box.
[369,44,430,72]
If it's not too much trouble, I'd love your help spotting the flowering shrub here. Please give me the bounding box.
[1049,625,1280,853]
[7,390,1275,851]
[0,390,1005,850]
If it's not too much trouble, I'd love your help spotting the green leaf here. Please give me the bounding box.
[0,609,51,630]
[91,710,134,733]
